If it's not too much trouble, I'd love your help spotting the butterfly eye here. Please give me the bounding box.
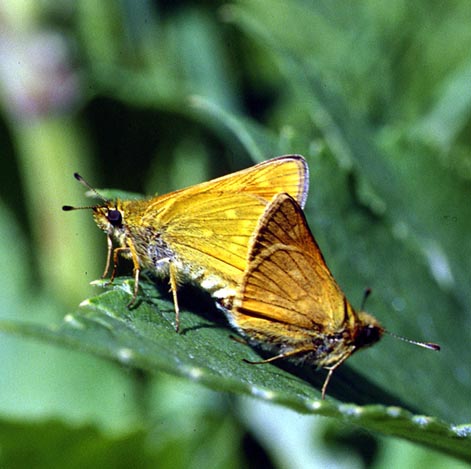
[357,324,381,346]
[107,209,122,226]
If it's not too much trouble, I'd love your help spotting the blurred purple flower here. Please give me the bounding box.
[0,29,81,119]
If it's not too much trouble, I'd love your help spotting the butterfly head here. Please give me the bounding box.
[353,311,385,349]
[92,202,125,235]
[62,173,128,240]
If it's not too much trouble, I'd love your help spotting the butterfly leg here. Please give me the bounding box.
[243,348,345,400]
[321,368,335,400]
[127,267,140,307]
[243,353,286,365]
[106,242,141,307]
[102,235,113,278]
[242,348,306,365]
[109,246,128,283]
[229,335,248,345]
[321,354,350,400]
[169,262,180,333]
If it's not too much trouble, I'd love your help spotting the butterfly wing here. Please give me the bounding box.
[145,155,309,211]
[232,193,348,331]
[152,192,271,282]
[138,156,309,288]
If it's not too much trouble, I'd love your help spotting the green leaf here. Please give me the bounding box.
[0,419,153,469]
[188,95,281,162]
[0,278,470,462]
[0,390,244,469]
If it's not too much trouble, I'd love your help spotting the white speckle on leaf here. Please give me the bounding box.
[188,367,203,379]
[412,415,430,426]
[117,348,134,363]
[339,404,361,417]
[64,314,84,329]
[250,387,274,400]
[386,407,402,418]
[451,425,471,437]
[306,399,323,410]
[90,279,108,287]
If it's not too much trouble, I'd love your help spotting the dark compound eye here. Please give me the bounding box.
[107,209,122,226]
[356,325,381,347]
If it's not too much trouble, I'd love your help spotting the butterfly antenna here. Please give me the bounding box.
[360,288,440,351]
[360,288,372,310]
[385,330,440,351]
[62,173,109,211]
[74,173,109,202]
[62,204,98,211]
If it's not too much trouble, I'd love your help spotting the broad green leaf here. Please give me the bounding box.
[0,278,470,462]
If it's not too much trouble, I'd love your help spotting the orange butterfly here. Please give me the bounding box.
[63,156,309,331]
[229,193,439,399]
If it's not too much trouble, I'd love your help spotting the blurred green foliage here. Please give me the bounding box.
[0,0,470,467]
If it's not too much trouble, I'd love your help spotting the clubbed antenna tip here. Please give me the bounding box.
[385,330,440,351]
